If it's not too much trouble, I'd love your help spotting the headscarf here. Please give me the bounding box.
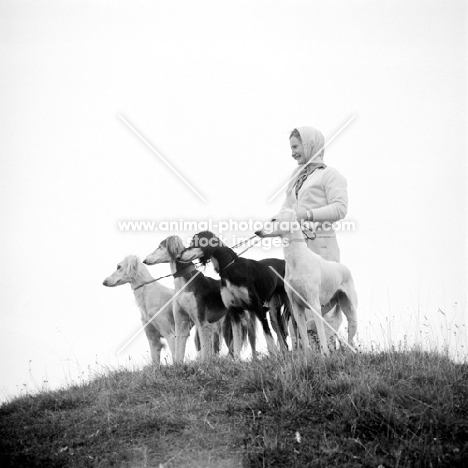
[296,126,326,163]
[293,126,327,196]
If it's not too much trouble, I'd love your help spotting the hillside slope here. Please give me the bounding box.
[1,350,467,467]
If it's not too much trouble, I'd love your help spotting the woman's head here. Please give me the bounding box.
[289,127,325,166]
[289,129,305,165]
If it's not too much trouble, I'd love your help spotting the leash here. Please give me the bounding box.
[132,273,173,291]
[232,227,315,245]
[133,264,200,291]
[236,235,261,256]
[218,235,261,274]
[230,234,258,249]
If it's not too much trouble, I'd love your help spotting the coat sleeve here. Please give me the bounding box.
[311,168,348,222]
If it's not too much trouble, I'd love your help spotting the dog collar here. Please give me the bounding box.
[218,257,237,274]
[173,264,197,279]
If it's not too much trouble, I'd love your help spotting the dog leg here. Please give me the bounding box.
[263,326,277,355]
[307,297,330,356]
[232,322,243,358]
[250,293,275,355]
[267,295,289,351]
[143,322,164,365]
[307,307,344,351]
[289,299,310,352]
[256,309,276,355]
[247,310,258,358]
[323,307,342,351]
[198,322,214,360]
[288,314,299,350]
[166,335,176,362]
[194,328,201,354]
[173,303,191,363]
[212,319,222,354]
[325,306,344,351]
[338,289,358,347]
[321,294,344,350]
[229,308,244,358]
[221,314,235,357]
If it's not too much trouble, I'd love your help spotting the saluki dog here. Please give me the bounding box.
[256,209,358,355]
[178,231,290,356]
[144,236,246,362]
[103,255,176,364]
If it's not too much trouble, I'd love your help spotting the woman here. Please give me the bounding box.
[282,126,348,262]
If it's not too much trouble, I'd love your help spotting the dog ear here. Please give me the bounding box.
[132,255,141,269]
[166,236,184,259]
[122,256,131,276]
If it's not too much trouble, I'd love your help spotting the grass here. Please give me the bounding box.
[0,348,467,467]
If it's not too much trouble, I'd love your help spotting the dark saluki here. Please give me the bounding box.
[178,231,290,356]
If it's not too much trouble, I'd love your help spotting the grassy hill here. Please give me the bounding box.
[1,349,467,467]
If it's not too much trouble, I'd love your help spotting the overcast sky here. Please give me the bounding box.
[1,0,466,400]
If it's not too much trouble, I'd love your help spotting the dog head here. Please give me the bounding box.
[103,255,143,287]
[177,231,226,265]
[144,235,185,265]
[255,209,301,238]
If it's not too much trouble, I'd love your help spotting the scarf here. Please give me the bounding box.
[293,126,327,196]
[294,161,326,196]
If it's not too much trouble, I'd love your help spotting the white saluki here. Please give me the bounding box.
[144,236,243,363]
[103,255,177,364]
[256,209,358,355]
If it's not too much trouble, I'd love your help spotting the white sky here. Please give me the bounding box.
[1,0,467,400]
